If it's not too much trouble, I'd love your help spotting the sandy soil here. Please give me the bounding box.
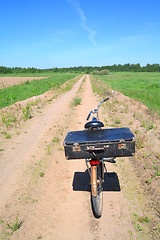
[0,75,159,240]
[0,77,49,88]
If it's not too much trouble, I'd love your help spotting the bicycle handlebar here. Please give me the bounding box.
[86,98,109,120]
[87,111,92,121]
[103,98,109,102]
[97,98,109,110]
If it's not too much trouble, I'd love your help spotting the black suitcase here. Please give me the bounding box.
[63,128,135,160]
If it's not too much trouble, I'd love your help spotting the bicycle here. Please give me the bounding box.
[84,98,109,218]
[64,98,135,218]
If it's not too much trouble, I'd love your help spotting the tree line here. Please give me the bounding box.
[0,63,160,74]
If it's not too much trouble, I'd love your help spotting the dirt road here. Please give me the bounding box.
[0,75,158,239]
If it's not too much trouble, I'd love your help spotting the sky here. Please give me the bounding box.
[0,0,160,68]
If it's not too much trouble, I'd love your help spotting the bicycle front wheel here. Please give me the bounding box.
[91,189,103,218]
[91,163,103,218]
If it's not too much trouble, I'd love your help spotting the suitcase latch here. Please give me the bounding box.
[73,142,81,152]
[118,143,126,149]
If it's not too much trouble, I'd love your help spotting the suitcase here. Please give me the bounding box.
[63,128,135,160]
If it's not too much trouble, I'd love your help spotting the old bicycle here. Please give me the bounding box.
[63,99,135,218]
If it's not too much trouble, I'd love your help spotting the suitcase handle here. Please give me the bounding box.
[87,145,109,151]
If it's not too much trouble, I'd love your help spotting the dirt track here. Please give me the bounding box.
[0,75,159,239]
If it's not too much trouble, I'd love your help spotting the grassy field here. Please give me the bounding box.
[0,73,77,109]
[94,72,160,114]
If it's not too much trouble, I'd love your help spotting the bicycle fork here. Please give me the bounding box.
[91,165,98,197]
[86,159,103,197]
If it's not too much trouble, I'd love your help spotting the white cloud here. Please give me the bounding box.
[66,0,97,45]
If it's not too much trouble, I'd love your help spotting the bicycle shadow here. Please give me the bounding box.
[72,169,121,192]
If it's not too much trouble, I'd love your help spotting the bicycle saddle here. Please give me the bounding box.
[84,120,104,129]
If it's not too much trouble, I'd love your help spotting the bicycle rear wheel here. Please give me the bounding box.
[91,163,103,218]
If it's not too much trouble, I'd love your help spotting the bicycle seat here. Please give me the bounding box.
[84,120,104,129]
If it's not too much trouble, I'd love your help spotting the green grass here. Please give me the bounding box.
[0,214,22,238]
[39,172,45,177]
[1,112,16,129]
[95,72,160,114]
[52,136,61,143]
[7,215,22,234]
[22,104,32,120]
[0,73,77,109]
[71,96,81,106]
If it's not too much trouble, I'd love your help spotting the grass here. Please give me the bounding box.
[46,145,51,155]
[91,73,159,239]
[151,160,160,178]
[31,158,48,184]
[22,104,32,120]
[0,73,77,109]
[5,132,12,139]
[52,136,60,143]
[115,118,121,124]
[0,214,22,238]
[0,75,81,138]
[37,235,42,239]
[134,223,143,232]
[94,72,160,114]
[141,120,154,131]
[135,132,145,149]
[39,172,45,177]
[146,178,152,184]
[1,112,16,129]
[1,131,12,139]
[6,215,22,234]
[71,96,81,106]
[133,213,150,233]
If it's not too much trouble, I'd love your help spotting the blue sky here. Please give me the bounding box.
[0,0,160,68]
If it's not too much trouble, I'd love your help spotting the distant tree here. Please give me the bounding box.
[93,69,110,75]
[1,63,160,75]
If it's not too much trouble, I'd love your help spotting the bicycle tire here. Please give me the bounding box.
[91,189,103,218]
[91,164,103,218]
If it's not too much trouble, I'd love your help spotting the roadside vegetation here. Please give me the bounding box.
[95,72,160,114]
[0,74,81,141]
[71,97,81,106]
[0,73,77,109]
[91,75,160,239]
[92,69,110,75]
[0,214,22,239]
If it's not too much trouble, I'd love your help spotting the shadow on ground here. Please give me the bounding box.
[72,169,121,192]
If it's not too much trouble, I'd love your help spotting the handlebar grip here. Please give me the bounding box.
[103,98,109,102]
[87,113,91,121]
